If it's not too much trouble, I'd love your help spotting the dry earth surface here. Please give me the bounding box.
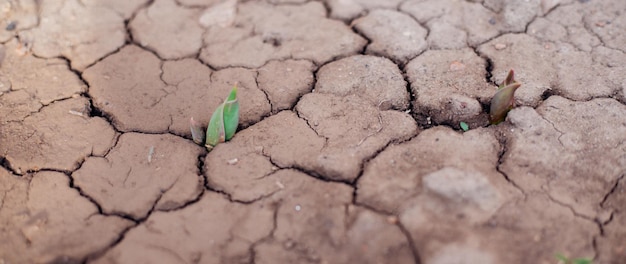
[0,0,625,263]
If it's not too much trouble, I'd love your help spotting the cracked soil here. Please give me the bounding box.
[0,0,625,263]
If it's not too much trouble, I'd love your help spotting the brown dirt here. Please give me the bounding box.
[0,0,625,263]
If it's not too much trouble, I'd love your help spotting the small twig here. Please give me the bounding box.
[68,110,84,117]
[147,146,155,163]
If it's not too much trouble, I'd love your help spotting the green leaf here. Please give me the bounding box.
[205,85,240,150]
[572,258,592,264]
[222,86,239,141]
[460,122,469,131]
[555,253,570,262]
[205,102,226,149]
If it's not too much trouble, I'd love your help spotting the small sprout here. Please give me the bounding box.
[459,122,469,132]
[502,68,515,87]
[189,117,205,144]
[205,85,239,150]
[555,253,593,264]
[489,69,522,125]
[189,84,240,151]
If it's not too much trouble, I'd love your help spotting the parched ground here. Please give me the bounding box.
[0,0,625,263]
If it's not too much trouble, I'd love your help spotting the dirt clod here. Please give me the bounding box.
[72,133,204,220]
[200,1,366,68]
[502,96,626,218]
[315,55,409,111]
[406,48,492,127]
[18,0,126,70]
[0,98,116,173]
[0,169,132,263]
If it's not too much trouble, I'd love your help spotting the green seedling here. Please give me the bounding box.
[489,69,521,125]
[459,122,469,132]
[190,85,239,151]
[555,253,593,264]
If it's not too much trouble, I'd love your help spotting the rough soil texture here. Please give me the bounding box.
[0,0,624,263]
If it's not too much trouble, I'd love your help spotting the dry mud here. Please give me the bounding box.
[0,0,625,263]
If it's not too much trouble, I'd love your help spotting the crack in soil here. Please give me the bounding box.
[600,173,625,209]
[493,129,527,197]
[294,110,330,147]
[350,129,419,192]
[0,176,19,212]
[248,201,280,264]
[83,223,138,263]
[543,189,598,223]
[350,24,372,56]
[482,54,496,86]
[596,173,625,241]
[4,1,622,263]
[49,163,143,264]
[538,113,566,147]
[401,67,431,129]
[253,70,274,114]
[1,93,83,124]
[396,215,422,264]
[351,200,422,263]
[542,190,603,260]
[80,151,209,262]
[0,156,20,175]
[260,150,351,185]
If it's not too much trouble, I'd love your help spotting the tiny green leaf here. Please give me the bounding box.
[205,85,239,150]
[460,122,469,131]
[555,253,569,262]
[554,253,592,264]
[572,258,592,264]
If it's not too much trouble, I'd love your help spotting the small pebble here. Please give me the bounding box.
[494,43,507,50]
[226,158,238,165]
[283,240,295,249]
[449,61,466,71]
[5,21,16,31]
[295,205,301,211]
[386,216,398,224]
[275,181,285,189]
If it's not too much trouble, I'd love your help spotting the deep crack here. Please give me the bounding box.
[600,173,625,208]
[396,218,422,264]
